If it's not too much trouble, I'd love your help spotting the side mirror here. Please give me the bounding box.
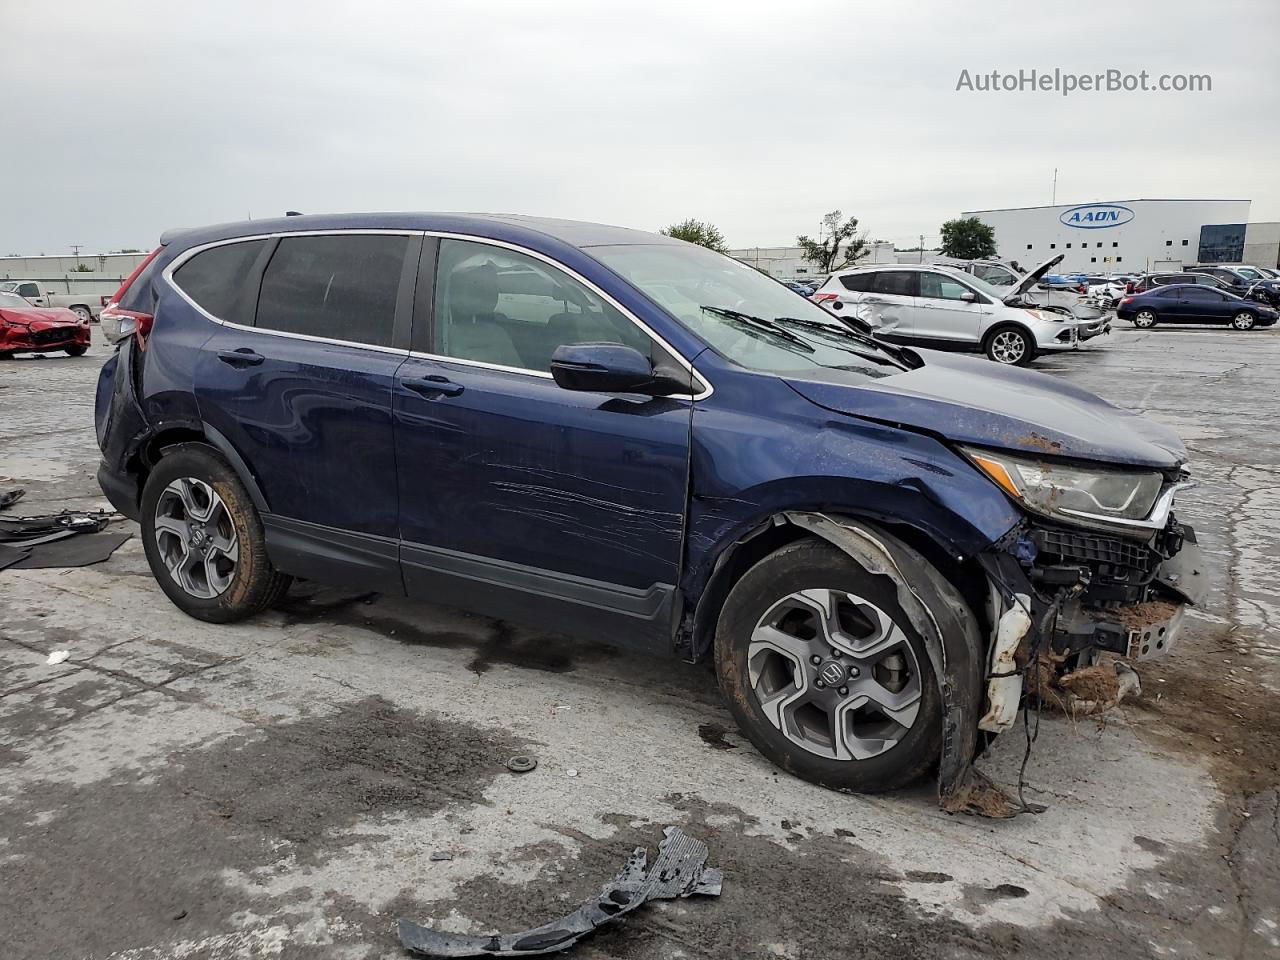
[959,291,978,303]
[550,343,686,396]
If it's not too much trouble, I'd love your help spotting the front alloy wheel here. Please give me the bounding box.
[986,328,1031,365]
[1231,311,1256,330]
[748,589,923,760]
[153,477,239,598]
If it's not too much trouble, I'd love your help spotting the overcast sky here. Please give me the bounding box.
[3,0,1277,254]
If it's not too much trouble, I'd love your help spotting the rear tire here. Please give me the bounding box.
[140,444,291,623]
[1231,310,1256,331]
[984,325,1035,366]
[715,538,944,793]
[71,306,93,323]
[1133,309,1158,328]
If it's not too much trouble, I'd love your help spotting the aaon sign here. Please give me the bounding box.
[1059,203,1135,229]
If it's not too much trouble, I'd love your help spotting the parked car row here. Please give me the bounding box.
[1117,285,1278,330]
[808,258,1100,366]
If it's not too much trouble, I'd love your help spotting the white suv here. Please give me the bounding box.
[811,261,1088,366]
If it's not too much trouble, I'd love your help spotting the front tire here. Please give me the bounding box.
[1133,309,1158,329]
[1231,310,1256,330]
[715,539,944,793]
[140,444,290,623]
[984,325,1035,365]
[65,345,88,357]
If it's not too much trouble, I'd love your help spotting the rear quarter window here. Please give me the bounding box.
[171,240,269,324]
[838,273,874,292]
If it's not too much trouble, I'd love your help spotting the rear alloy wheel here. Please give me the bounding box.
[72,306,93,323]
[716,539,944,793]
[1133,310,1158,329]
[141,444,290,622]
[1231,311,1256,331]
[985,326,1034,365]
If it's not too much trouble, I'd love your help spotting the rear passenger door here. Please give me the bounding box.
[190,231,420,589]
[858,270,918,339]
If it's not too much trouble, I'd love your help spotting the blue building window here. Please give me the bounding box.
[1198,224,1245,263]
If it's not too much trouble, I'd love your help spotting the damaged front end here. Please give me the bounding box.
[975,480,1205,737]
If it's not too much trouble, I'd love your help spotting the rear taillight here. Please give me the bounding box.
[812,292,839,304]
[100,305,155,346]
[1125,282,1134,294]
[100,294,112,307]
[102,247,162,346]
[1076,284,1087,294]
[1120,296,1133,306]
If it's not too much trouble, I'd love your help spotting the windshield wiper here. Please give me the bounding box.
[699,306,814,353]
[771,316,913,368]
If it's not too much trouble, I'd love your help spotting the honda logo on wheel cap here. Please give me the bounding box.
[819,661,846,686]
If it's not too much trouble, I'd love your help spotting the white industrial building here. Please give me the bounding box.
[962,199,1280,272]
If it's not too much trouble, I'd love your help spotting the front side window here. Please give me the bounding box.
[432,239,652,372]
[172,240,268,324]
[256,234,407,347]
[918,272,974,301]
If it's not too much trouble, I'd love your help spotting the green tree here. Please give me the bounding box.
[939,217,997,260]
[796,211,868,273]
[659,218,728,254]
[71,263,94,272]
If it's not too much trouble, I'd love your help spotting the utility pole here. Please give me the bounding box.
[1052,168,1058,206]
[919,234,925,263]
[70,243,83,268]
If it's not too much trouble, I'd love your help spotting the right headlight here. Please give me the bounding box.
[961,446,1165,530]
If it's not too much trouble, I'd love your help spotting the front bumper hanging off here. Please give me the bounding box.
[977,517,1205,735]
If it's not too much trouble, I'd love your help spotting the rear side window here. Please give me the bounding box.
[838,273,874,292]
[172,240,268,324]
[256,234,408,347]
[870,271,917,297]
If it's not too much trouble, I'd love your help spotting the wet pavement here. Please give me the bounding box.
[2,327,1278,960]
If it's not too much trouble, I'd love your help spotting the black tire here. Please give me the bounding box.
[1230,310,1256,331]
[64,345,88,357]
[140,444,290,623]
[715,538,945,793]
[983,324,1035,366]
[1132,309,1158,329]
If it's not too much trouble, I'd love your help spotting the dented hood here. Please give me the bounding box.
[785,350,1187,469]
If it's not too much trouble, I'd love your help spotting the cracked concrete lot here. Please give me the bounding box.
[2,329,1278,960]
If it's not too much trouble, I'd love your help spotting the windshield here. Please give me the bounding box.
[0,291,31,309]
[952,269,1008,301]
[591,243,908,380]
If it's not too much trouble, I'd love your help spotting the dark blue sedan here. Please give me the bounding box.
[1117,284,1279,330]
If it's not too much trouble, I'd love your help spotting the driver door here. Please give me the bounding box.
[915,271,988,345]
[393,237,693,651]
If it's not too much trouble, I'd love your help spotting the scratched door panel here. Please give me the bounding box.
[393,356,691,593]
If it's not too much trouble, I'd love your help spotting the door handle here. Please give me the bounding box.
[217,348,265,368]
[404,374,464,398]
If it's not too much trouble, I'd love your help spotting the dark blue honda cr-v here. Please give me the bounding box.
[95,213,1204,801]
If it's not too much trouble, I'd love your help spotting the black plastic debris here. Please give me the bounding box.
[0,488,25,511]
[0,510,128,570]
[398,826,722,957]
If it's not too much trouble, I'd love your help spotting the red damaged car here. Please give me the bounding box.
[0,291,90,358]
